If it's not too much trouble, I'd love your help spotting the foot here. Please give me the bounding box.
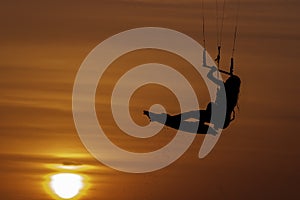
[143,110,151,121]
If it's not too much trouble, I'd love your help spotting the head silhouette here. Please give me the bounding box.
[224,75,241,111]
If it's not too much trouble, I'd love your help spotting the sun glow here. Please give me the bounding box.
[50,173,83,199]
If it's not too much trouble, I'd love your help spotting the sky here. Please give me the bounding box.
[0,0,299,199]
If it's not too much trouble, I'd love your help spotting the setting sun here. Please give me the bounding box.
[50,173,83,199]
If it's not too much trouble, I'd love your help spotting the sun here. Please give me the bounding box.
[50,173,83,199]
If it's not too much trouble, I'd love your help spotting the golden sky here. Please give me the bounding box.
[0,0,299,199]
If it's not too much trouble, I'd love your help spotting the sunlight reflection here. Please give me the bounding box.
[58,165,82,170]
[44,163,92,200]
[50,173,83,199]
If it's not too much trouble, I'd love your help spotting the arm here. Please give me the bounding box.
[207,66,223,86]
[202,49,223,86]
[203,49,232,75]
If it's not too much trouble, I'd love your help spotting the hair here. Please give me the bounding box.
[224,75,241,121]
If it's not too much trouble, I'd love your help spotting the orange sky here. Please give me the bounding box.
[0,0,299,199]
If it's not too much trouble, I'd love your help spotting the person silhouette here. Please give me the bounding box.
[143,51,241,134]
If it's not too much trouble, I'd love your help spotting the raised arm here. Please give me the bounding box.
[202,49,223,86]
[207,66,223,86]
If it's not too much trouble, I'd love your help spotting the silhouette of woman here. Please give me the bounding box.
[143,65,241,134]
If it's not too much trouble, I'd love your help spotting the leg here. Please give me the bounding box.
[199,102,213,123]
[144,110,216,134]
[173,110,200,121]
[178,103,213,123]
[157,109,210,122]
[144,111,181,128]
[143,111,168,124]
[197,123,214,134]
